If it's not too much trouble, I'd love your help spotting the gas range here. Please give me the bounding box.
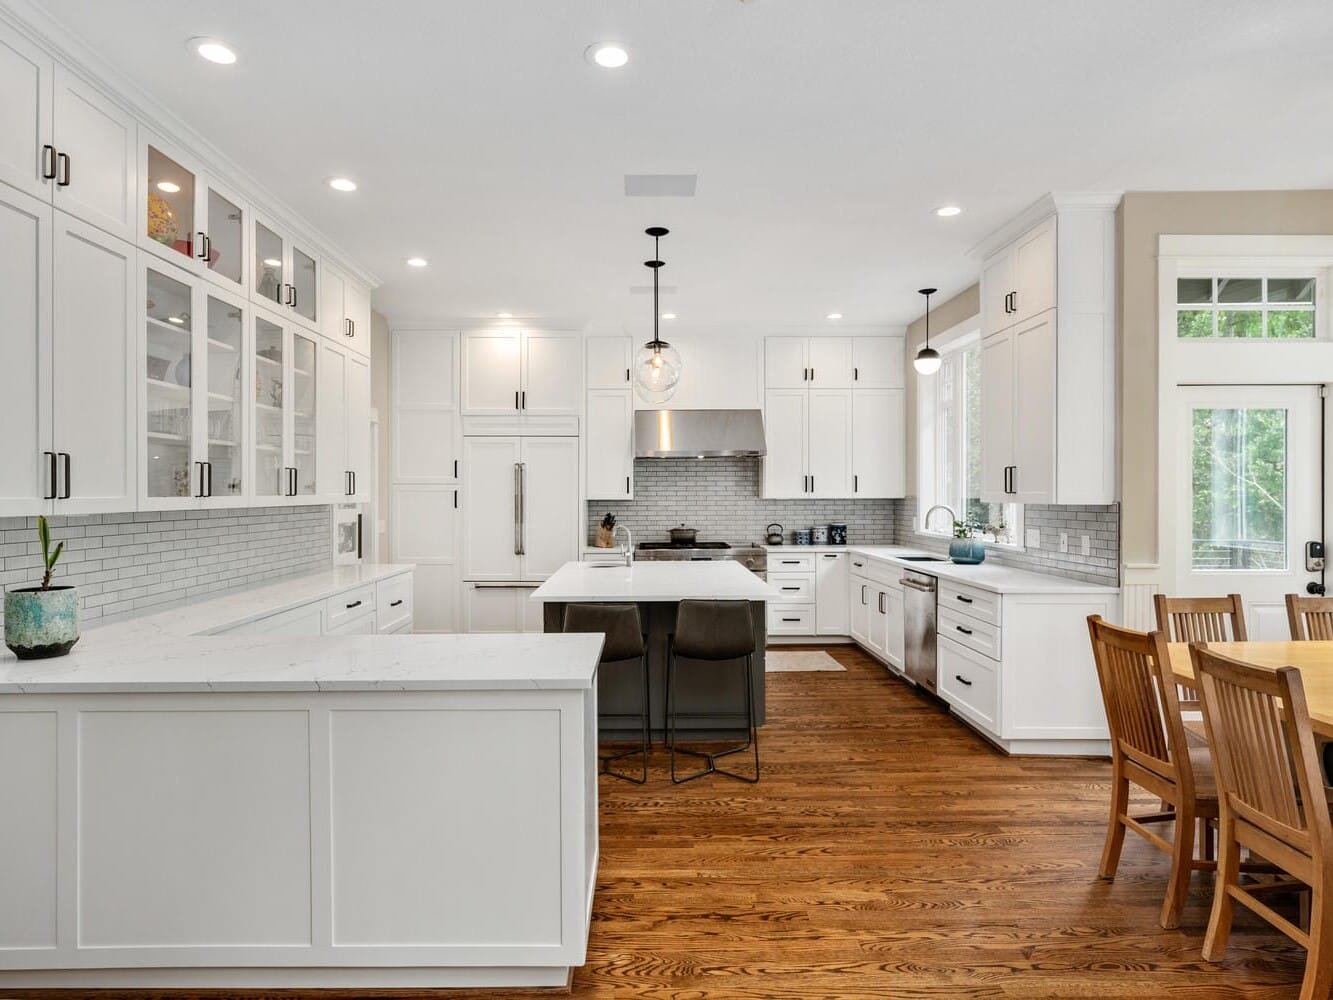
[635,541,767,576]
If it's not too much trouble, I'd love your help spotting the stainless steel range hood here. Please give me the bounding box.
[634,409,766,458]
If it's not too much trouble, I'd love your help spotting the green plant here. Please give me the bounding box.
[37,515,64,590]
[952,520,970,539]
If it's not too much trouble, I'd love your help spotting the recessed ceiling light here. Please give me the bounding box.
[327,177,357,193]
[262,257,282,268]
[934,205,962,218]
[189,37,237,65]
[826,312,843,320]
[586,42,629,68]
[496,312,514,318]
[660,312,676,320]
[156,180,181,194]
[406,257,428,268]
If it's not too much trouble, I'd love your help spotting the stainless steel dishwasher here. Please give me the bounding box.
[901,570,938,693]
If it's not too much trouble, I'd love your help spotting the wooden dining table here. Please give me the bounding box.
[1167,641,1333,739]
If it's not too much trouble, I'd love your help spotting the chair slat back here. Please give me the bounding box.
[1285,593,1333,640]
[1087,617,1187,781]
[1192,645,1331,854]
[1154,593,1247,643]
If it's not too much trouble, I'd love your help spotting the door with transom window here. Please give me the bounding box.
[1175,384,1324,639]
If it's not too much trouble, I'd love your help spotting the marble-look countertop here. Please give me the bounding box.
[842,546,1118,594]
[533,560,779,603]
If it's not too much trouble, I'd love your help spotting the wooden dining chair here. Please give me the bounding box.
[1191,644,1333,1000]
[1153,593,1247,713]
[1287,594,1333,641]
[1086,616,1219,929]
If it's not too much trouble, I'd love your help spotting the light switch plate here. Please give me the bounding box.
[1081,534,1092,556]
[1025,527,1040,549]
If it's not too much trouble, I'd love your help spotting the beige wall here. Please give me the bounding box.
[903,283,981,492]
[371,310,392,561]
[1118,191,1333,568]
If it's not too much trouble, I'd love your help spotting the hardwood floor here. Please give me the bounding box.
[14,645,1308,999]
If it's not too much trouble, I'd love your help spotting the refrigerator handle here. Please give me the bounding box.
[513,463,522,555]
[518,462,526,556]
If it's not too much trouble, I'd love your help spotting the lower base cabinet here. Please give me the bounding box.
[850,559,903,671]
[218,571,415,637]
[464,583,543,633]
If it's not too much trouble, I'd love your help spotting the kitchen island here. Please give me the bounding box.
[532,560,778,738]
[0,623,603,990]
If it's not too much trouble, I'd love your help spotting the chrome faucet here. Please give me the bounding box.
[614,524,633,566]
[923,504,958,534]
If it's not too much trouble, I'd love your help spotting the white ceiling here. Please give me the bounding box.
[31,0,1333,329]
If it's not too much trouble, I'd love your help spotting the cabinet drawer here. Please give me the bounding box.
[866,559,903,589]
[769,572,814,602]
[376,574,414,633]
[327,584,376,629]
[938,636,999,733]
[769,552,816,572]
[939,605,1001,660]
[327,614,377,637]
[767,605,815,635]
[939,580,1000,625]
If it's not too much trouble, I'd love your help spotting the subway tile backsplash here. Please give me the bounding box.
[587,458,1119,585]
[0,506,332,626]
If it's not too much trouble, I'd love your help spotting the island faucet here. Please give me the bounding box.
[614,524,633,566]
[923,504,958,534]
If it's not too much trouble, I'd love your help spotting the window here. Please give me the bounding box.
[918,334,1020,547]
[1177,276,1317,339]
[1191,406,1287,570]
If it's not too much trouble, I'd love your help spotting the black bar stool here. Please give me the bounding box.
[666,599,759,784]
[563,603,649,784]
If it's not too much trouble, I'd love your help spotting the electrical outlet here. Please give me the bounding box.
[1059,532,1068,553]
[1025,527,1040,549]
[1081,534,1091,556]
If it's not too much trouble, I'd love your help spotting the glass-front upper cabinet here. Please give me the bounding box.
[141,135,248,294]
[204,292,246,501]
[291,331,318,495]
[254,220,285,309]
[251,211,320,329]
[143,265,196,505]
[292,246,318,325]
[252,309,318,500]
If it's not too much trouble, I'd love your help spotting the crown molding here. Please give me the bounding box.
[0,0,381,290]
[967,191,1123,261]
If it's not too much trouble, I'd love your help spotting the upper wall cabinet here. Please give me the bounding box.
[766,337,855,388]
[317,339,372,503]
[139,133,248,295]
[320,259,372,358]
[851,336,904,388]
[0,28,54,202]
[461,330,581,418]
[585,335,632,389]
[252,211,320,329]
[393,331,459,484]
[977,197,1117,505]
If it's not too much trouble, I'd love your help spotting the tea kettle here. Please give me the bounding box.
[766,523,784,545]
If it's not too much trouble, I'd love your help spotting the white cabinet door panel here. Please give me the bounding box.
[1012,312,1057,504]
[808,337,852,388]
[465,584,524,633]
[849,575,870,647]
[521,332,581,414]
[762,389,806,498]
[807,389,852,497]
[519,436,579,579]
[586,389,632,499]
[391,485,458,562]
[884,585,904,671]
[317,342,348,499]
[344,279,371,357]
[851,388,904,499]
[411,563,458,633]
[318,261,346,342]
[393,331,458,483]
[764,337,807,388]
[585,335,632,389]
[346,352,371,502]
[979,330,1014,503]
[461,333,520,415]
[0,29,53,202]
[815,552,849,635]
[867,586,888,659]
[462,436,521,579]
[51,211,135,514]
[0,185,52,515]
[395,331,455,408]
[52,66,136,242]
[1014,216,1057,323]
[981,248,1017,337]
[851,336,903,388]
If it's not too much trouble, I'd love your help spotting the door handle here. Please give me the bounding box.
[955,594,973,604]
[196,461,207,498]
[389,599,404,607]
[43,451,57,500]
[58,452,70,499]
[351,470,356,495]
[513,463,524,555]
[41,145,56,180]
[861,585,867,605]
[520,390,526,410]
[853,474,858,493]
[206,461,213,497]
[514,390,520,410]
[955,625,974,636]
[56,152,70,187]
[196,232,209,260]
[345,600,362,609]
[954,674,974,687]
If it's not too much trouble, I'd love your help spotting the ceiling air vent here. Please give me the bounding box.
[624,174,698,197]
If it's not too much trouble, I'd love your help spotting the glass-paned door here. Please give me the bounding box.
[1177,384,1322,638]
[254,315,287,497]
[203,185,245,288]
[145,145,196,265]
[292,331,318,495]
[255,221,285,307]
[144,267,196,501]
[205,294,245,499]
[292,245,317,324]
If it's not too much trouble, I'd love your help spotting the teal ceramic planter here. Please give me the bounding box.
[4,586,80,660]
[948,539,986,565]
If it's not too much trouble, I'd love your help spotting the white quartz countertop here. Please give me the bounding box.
[839,546,1119,594]
[533,560,780,603]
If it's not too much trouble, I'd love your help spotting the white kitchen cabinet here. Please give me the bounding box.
[850,336,904,388]
[0,28,54,202]
[320,260,371,357]
[807,390,852,497]
[462,436,578,581]
[391,485,460,633]
[52,66,137,243]
[51,211,136,515]
[586,389,633,499]
[392,331,459,484]
[251,307,319,502]
[461,330,581,417]
[0,184,51,516]
[765,336,852,388]
[977,198,1116,505]
[867,583,887,659]
[464,583,543,634]
[851,388,905,498]
[883,583,904,671]
[808,338,852,388]
[317,340,372,502]
[585,335,632,389]
[375,573,414,633]
[761,389,806,498]
[815,552,849,635]
[849,573,870,647]
[251,211,319,328]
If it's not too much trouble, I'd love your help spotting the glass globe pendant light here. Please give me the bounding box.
[634,226,682,404]
[913,286,942,375]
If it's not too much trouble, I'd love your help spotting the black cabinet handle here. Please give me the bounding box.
[56,152,70,187]
[41,144,56,180]
[878,592,886,614]
[44,451,57,500]
[390,599,404,608]
[521,390,526,410]
[625,367,630,383]
[351,471,356,495]
[853,561,864,568]
[514,390,520,410]
[956,625,974,636]
[291,284,298,309]
[810,475,814,492]
[453,489,458,509]
[954,674,973,687]
[853,474,858,493]
[782,617,801,623]
[810,367,815,381]
[196,232,208,260]
[454,459,458,478]
[956,595,973,604]
[853,367,859,381]
[823,554,838,559]
[195,461,206,498]
[781,586,800,592]
[206,461,213,497]
[204,234,211,261]
[626,475,630,494]
[58,452,70,499]
[781,560,800,565]
[346,600,362,609]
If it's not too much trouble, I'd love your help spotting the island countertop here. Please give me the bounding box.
[531,559,779,603]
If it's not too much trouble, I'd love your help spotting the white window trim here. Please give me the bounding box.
[1173,267,1328,342]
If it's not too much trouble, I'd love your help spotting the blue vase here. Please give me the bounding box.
[4,586,80,659]
[948,539,986,565]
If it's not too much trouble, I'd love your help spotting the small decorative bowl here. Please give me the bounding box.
[948,538,986,565]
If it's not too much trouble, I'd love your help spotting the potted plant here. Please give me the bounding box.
[4,516,79,660]
[948,519,987,565]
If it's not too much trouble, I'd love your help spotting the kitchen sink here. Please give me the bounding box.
[898,555,948,562]
[585,561,627,569]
